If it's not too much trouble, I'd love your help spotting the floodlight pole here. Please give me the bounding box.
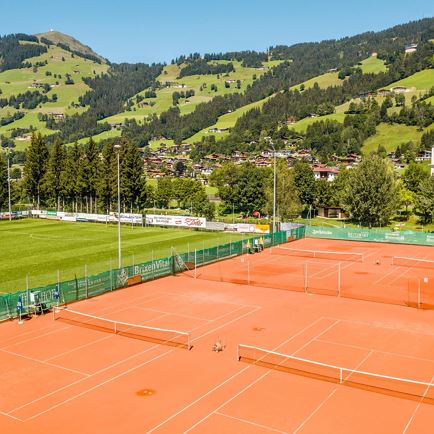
[7,148,12,221]
[115,145,122,268]
[269,144,276,233]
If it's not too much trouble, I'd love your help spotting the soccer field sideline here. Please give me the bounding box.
[0,219,245,293]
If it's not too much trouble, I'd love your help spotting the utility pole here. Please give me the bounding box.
[114,144,122,268]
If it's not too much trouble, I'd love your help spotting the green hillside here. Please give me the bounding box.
[0,42,108,147]
[362,123,434,155]
[387,69,434,91]
[103,60,280,124]
[35,30,107,63]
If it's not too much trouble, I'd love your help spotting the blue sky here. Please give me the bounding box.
[1,0,433,63]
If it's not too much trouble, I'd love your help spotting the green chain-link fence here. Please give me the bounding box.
[305,226,434,246]
[0,228,304,322]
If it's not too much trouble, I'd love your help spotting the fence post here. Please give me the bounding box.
[57,270,60,306]
[85,264,88,299]
[26,273,29,308]
[110,259,113,290]
[194,249,197,279]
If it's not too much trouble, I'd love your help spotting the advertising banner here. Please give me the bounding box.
[146,214,206,228]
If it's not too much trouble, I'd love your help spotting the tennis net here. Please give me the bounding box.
[392,256,434,269]
[272,246,363,262]
[53,307,192,349]
[238,344,434,403]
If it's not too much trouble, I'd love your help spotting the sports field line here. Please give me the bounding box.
[44,312,170,363]
[402,374,434,434]
[0,347,90,377]
[0,409,23,422]
[324,315,434,337]
[309,246,382,281]
[159,288,262,310]
[135,306,212,322]
[215,411,289,434]
[0,293,170,350]
[316,338,434,365]
[149,317,329,433]
[292,349,374,434]
[9,300,260,419]
[291,319,340,356]
[379,250,434,286]
[25,349,174,422]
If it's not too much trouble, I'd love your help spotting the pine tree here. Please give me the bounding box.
[96,142,116,212]
[76,138,99,212]
[42,139,65,209]
[0,155,8,210]
[61,144,80,211]
[120,140,146,212]
[24,133,49,208]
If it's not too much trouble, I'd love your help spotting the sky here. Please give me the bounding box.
[1,0,433,64]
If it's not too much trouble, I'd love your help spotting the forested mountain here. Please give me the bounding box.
[0,17,432,153]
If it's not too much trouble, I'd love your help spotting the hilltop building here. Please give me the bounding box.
[431,146,434,176]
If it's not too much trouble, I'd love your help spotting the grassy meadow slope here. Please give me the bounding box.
[103,60,281,125]
[0,43,108,148]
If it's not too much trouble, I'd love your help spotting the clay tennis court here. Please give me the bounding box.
[1,237,434,433]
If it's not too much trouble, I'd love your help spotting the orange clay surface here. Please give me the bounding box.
[0,237,434,433]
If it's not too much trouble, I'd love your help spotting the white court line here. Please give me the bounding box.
[317,338,434,365]
[24,304,262,421]
[135,306,211,323]
[323,315,434,337]
[402,374,434,434]
[215,411,289,434]
[0,293,170,350]
[26,349,173,421]
[0,409,23,422]
[292,349,374,434]
[44,312,170,363]
[0,348,89,378]
[291,320,340,356]
[150,317,328,433]
[9,301,260,417]
[183,372,271,434]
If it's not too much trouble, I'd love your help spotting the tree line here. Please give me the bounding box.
[209,157,434,226]
[0,134,214,219]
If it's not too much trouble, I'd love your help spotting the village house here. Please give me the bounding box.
[390,86,408,94]
[208,127,229,133]
[312,164,339,181]
[405,43,418,54]
[47,112,65,120]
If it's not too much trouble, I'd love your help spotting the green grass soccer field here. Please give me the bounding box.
[0,219,245,293]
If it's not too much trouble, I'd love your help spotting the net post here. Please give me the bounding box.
[237,344,240,361]
[114,321,117,334]
[339,368,343,384]
[304,262,308,293]
[188,333,191,350]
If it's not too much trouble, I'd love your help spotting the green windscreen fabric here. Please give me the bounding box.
[306,226,434,246]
